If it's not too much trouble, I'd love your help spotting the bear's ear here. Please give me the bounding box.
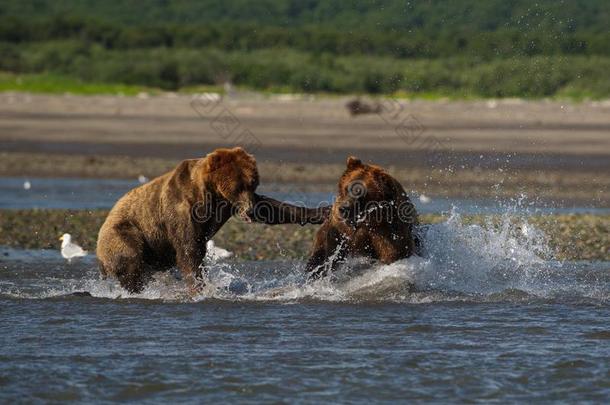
[231,146,256,164]
[346,156,362,170]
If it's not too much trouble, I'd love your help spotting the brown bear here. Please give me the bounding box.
[97,147,328,293]
[306,156,420,279]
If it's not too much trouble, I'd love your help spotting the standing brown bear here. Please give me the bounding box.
[97,147,327,293]
[307,156,421,279]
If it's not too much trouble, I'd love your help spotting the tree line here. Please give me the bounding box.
[0,0,608,98]
[1,16,609,60]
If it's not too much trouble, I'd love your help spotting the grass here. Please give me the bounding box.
[553,86,608,102]
[0,71,605,102]
[177,84,226,94]
[0,72,154,96]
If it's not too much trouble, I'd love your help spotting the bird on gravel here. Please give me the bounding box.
[59,233,88,263]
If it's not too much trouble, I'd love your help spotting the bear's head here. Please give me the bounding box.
[334,156,398,227]
[201,147,259,221]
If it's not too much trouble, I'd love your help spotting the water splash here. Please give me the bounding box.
[1,209,608,303]
[413,208,554,295]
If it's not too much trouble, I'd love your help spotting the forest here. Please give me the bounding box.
[1,0,608,97]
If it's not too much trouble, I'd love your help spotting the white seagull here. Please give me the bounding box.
[59,233,88,263]
[206,240,233,262]
[23,180,31,190]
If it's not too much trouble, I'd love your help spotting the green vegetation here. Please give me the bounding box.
[0,0,609,98]
[0,72,150,95]
[2,43,608,98]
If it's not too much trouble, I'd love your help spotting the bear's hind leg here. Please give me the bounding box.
[98,224,148,294]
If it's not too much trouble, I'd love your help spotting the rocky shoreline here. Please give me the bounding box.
[1,210,607,262]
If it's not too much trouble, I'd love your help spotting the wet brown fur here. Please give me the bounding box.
[97,147,327,293]
[307,156,420,279]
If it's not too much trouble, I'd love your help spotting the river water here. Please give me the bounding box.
[1,177,609,214]
[1,206,609,402]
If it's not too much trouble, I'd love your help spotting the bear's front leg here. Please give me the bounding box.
[175,244,206,295]
[170,221,207,294]
[251,194,330,225]
[306,223,347,281]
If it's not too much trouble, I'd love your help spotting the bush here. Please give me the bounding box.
[1,41,609,98]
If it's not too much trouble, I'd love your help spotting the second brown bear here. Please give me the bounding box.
[306,156,421,279]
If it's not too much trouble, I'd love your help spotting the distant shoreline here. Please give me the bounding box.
[2,73,610,102]
[1,152,607,205]
[1,93,608,205]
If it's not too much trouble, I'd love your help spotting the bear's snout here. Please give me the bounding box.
[234,193,255,223]
[241,207,255,223]
[337,202,358,226]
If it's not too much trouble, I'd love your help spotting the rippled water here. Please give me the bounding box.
[1,212,609,402]
[2,177,609,214]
